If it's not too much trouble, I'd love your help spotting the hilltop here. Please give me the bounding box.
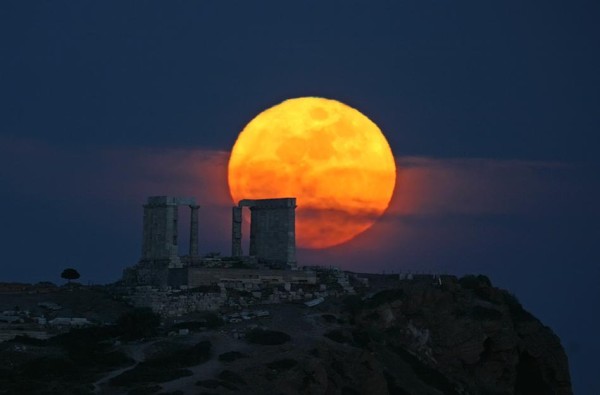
[0,274,572,394]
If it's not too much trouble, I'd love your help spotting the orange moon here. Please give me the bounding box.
[228,97,396,249]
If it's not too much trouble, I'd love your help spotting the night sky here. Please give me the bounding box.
[1,2,599,392]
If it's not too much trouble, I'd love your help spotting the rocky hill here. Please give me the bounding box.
[0,275,572,394]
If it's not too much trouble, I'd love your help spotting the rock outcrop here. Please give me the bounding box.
[344,275,572,394]
[0,275,572,395]
[203,275,572,395]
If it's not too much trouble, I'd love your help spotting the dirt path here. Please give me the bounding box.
[92,339,159,394]
[92,304,325,394]
[158,332,249,394]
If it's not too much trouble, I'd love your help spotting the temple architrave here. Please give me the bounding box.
[123,195,311,288]
[232,198,297,269]
[140,196,200,267]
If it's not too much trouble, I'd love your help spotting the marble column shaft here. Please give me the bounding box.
[189,205,200,257]
[232,206,242,256]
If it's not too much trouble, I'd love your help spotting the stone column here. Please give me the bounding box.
[189,205,200,257]
[141,204,152,259]
[171,205,178,249]
[232,206,242,256]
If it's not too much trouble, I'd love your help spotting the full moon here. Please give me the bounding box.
[228,97,396,249]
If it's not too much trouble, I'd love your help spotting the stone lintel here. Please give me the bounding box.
[239,197,296,209]
[146,196,197,206]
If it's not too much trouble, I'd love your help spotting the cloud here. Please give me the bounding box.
[298,155,600,272]
[4,136,592,220]
[0,136,231,206]
[1,136,597,279]
[391,156,590,218]
[0,137,234,282]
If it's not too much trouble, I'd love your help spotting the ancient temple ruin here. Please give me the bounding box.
[122,196,199,286]
[123,195,301,287]
[232,198,297,269]
[140,196,200,267]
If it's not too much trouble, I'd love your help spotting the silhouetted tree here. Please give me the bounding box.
[61,268,80,283]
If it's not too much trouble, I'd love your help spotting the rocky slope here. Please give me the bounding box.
[343,275,572,395]
[191,275,571,395]
[0,275,572,395]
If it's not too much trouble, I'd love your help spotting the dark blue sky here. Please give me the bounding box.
[1,1,599,392]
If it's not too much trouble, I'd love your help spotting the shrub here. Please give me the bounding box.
[367,327,384,343]
[174,312,222,330]
[351,329,371,348]
[321,314,337,323]
[366,289,406,308]
[143,341,211,368]
[342,295,364,315]
[218,351,247,362]
[172,321,205,331]
[266,358,298,371]
[203,312,224,329]
[127,385,161,395]
[20,357,80,380]
[246,329,290,345]
[324,329,351,344]
[217,370,246,385]
[49,326,133,368]
[51,325,119,350]
[95,351,135,368]
[196,379,221,388]
[110,366,192,386]
[11,335,47,346]
[364,311,381,321]
[117,308,161,340]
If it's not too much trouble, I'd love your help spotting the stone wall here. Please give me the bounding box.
[122,259,171,287]
[125,286,227,317]
[188,268,316,287]
[123,281,331,317]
